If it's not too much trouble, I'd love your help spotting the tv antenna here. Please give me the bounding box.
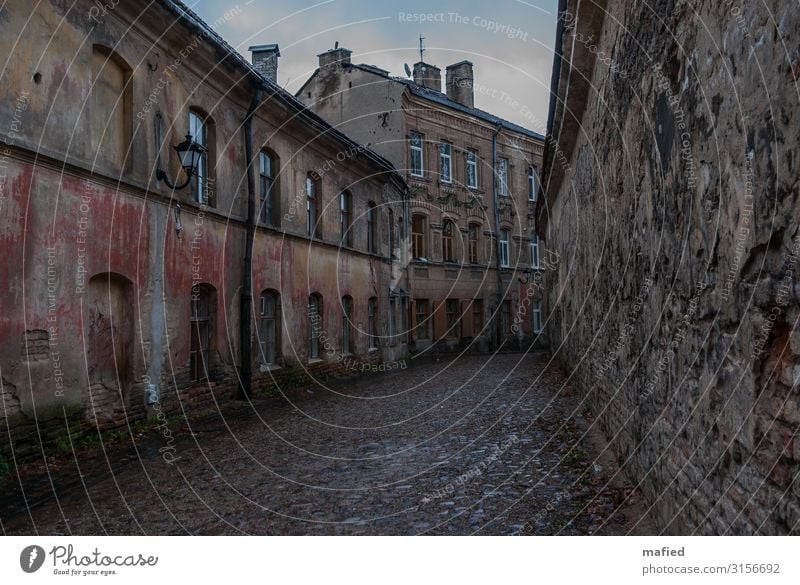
[418,35,425,62]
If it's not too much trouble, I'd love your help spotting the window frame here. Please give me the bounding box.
[306,173,320,238]
[367,201,378,254]
[412,213,427,259]
[466,150,478,189]
[532,300,543,334]
[499,229,510,268]
[340,191,353,247]
[341,295,353,354]
[445,298,460,338]
[528,166,538,202]
[410,132,424,177]
[259,150,277,226]
[415,299,431,340]
[468,223,480,264]
[497,157,509,197]
[308,293,323,360]
[189,110,209,205]
[530,234,540,269]
[439,142,452,183]
[442,219,456,263]
[259,290,280,366]
[368,297,378,349]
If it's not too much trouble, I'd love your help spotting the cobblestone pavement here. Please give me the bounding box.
[1,353,652,535]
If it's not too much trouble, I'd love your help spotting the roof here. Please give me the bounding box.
[158,1,407,189]
[303,62,544,141]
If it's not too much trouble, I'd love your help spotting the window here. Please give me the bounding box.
[499,229,510,267]
[367,201,378,254]
[259,150,278,226]
[472,299,484,335]
[530,234,540,268]
[410,132,424,176]
[341,295,353,354]
[415,299,431,340]
[340,191,353,247]
[442,219,455,263]
[497,157,509,197]
[91,46,131,171]
[306,174,320,237]
[308,293,322,359]
[389,297,397,340]
[388,208,395,257]
[189,110,209,205]
[190,284,215,382]
[528,166,538,202]
[445,299,460,338]
[466,150,478,189]
[501,299,512,334]
[439,142,452,183]
[368,297,378,349]
[532,300,543,334]
[412,214,427,259]
[259,290,280,366]
[468,223,480,264]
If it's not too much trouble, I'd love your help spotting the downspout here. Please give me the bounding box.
[492,122,503,349]
[539,0,570,238]
[240,86,262,399]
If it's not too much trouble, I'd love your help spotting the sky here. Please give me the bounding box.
[192,0,557,133]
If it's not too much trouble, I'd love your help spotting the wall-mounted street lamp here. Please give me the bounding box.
[155,134,206,190]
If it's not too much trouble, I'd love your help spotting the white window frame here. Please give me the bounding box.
[439,142,452,183]
[466,150,478,189]
[532,300,543,333]
[497,157,509,197]
[499,229,510,268]
[528,166,538,202]
[530,234,540,269]
[410,132,424,177]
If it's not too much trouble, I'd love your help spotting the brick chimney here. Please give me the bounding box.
[249,44,280,83]
[413,61,441,92]
[318,46,352,68]
[446,61,474,108]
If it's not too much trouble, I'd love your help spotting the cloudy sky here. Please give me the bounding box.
[192,0,557,133]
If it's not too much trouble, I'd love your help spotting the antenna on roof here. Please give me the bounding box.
[418,35,425,63]
[404,63,412,78]
[334,41,339,49]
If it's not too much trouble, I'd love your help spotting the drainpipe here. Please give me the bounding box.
[492,122,503,349]
[240,87,262,399]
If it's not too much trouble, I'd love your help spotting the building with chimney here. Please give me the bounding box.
[298,49,547,352]
[0,0,409,459]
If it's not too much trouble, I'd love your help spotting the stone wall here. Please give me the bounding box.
[541,0,799,534]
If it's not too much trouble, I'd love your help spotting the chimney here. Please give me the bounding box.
[249,44,280,83]
[318,46,352,68]
[413,61,441,92]
[446,61,474,108]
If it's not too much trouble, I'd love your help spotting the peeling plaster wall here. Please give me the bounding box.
[543,0,800,533]
[0,0,408,458]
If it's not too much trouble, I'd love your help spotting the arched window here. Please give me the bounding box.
[259,290,281,366]
[190,284,216,382]
[442,219,455,262]
[259,149,280,226]
[367,201,378,254]
[340,191,353,246]
[412,213,427,259]
[368,297,378,349]
[306,173,320,237]
[308,293,323,360]
[91,45,132,172]
[341,295,353,354]
[189,109,214,206]
[468,223,480,264]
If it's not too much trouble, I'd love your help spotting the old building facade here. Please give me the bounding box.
[0,0,409,458]
[297,50,547,352]
[540,0,799,534]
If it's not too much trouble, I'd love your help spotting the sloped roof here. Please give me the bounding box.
[158,1,406,188]
[334,63,545,140]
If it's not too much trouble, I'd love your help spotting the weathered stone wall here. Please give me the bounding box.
[542,0,799,534]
